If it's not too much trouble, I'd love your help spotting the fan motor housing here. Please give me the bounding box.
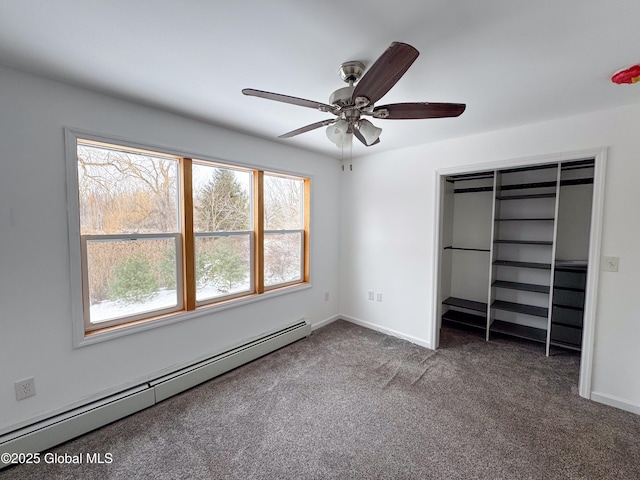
[329,85,355,107]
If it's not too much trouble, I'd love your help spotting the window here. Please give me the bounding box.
[71,135,310,336]
[192,162,253,303]
[77,143,183,331]
[264,174,306,288]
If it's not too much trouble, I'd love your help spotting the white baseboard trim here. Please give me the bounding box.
[0,387,155,466]
[590,391,640,416]
[311,314,341,331]
[0,319,310,469]
[341,314,433,350]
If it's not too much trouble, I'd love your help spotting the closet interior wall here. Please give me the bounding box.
[440,171,494,332]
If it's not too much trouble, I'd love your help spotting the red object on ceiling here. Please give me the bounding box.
[611,65,640,84]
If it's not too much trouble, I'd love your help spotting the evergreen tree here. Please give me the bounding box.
[109,255,159,303]
[197,242,247,293]
[194,169,250,294]
[195,169,249,232]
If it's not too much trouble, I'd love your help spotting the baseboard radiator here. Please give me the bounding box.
[0,319,310,469]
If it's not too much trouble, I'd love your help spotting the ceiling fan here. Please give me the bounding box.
[242,42,466,148]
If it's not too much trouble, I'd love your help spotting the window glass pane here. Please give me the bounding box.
[264,232,302,287]
[77,144,179,234]
[195,235,251,301]
[86,238,179,324]
[192,163,251,232]
[264,175,303,230]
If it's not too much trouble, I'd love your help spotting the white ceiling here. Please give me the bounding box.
[1,0,639,158]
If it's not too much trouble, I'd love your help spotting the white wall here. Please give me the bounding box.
[340,102,640,411]
[0,66,341,432]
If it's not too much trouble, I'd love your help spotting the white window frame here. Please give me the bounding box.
[263,173,306,290]
[194,231,255,305]
[263,230,305,290]
[81,233,184,331]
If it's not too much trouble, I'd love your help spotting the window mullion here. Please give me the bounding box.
[254,170,264,294]
[181,157,196,310]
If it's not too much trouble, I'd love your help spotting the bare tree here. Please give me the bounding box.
[264,175,302,230]
[77,145,178,234]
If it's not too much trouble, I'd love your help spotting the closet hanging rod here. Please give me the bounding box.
[444,246,491,252]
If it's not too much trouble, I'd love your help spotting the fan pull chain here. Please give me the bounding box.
[339,131,353,172]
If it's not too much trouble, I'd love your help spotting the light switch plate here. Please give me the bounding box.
[603,256,619,272]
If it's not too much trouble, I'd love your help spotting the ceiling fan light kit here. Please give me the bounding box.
[326,119,351,147]
[242,41,466,148]
[356,119,383,146]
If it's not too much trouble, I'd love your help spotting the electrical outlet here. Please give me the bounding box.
[603,256,619,272]
[15,377,36,401]
[376,292,383,302]
[367,290,374,301]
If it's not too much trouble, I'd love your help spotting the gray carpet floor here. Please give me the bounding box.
[2,320,639,479]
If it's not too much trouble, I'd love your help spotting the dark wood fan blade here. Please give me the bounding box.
[373,102,466,119]
[353,125,381,146]
[278,119,336,138]
[242,88,335,112]
[352,42,419,105]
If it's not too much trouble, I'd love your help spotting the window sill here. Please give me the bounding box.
[76,282,312,347]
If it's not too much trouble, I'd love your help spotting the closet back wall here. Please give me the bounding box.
[556,173,593,261]
[450,178,493,304]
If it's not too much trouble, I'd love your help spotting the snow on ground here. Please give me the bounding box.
[90,283,250,323]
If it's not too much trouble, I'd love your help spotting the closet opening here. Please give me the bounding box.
[433,150,606,398]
